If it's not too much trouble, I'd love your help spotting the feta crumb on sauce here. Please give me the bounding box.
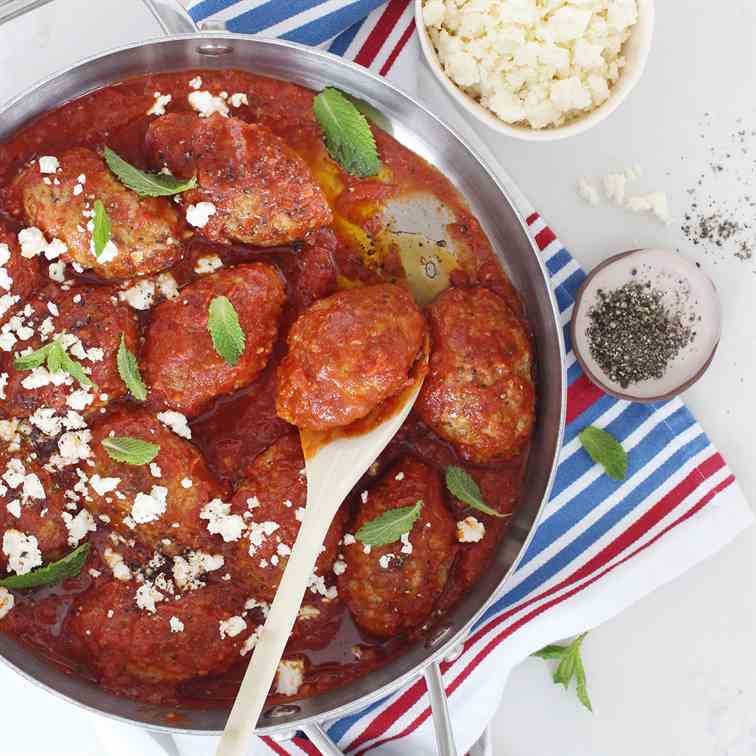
[200,498,246,542]
[147,92,172,117]
[228,92,248,108]
[169,616,185,633]
[172,550,224,591]
[155,272,179,301]
[135,583,164,614]
[88,568,101,579]
[194,254,223,275]
[62,509,96,546]
[577,178,600,206]
[400,532,413,555]
[247,521,280,556]
[0,587,14,619]
[132,485,168,524]
[188,91,229,118]
[219,615,247,639]
[119,279,155,310]
[2,529,42,575]
[298,605,320,620]
[38,156,60,174]
[157,410,192,440]
[422,0,639,130]
[149,462,162,478]
[18,227,47,258]
[90,474,120,496]
[394,472,405,481]
[181,478,193,489]
[332,558,347,576]
[66,389,94,411]
[276,659,305,696]
[186,201,217,229]
[188,76,203,90]
[457,516,486,543]
[48,261,66,282]
[378,553,396,569]
[342,533,356,546]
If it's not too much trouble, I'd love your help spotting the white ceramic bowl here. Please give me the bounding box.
[415,0,655,141]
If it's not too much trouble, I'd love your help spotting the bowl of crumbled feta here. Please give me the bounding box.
[417,0,654,139]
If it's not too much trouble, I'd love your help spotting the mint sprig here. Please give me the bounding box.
[533,633,593,712]
[117,334,147,401]
[445,465,507,518]
[313,87,380,177]
[578,426,628,481]
[102,436,160,466]
[92,199,111,259]
[355,500,422,547]
[0,543,90,590]
[207,295,246,366]
[103,147,197,198]
[14,339,95,389]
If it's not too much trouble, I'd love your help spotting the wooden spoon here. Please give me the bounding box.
[217,341,429,756]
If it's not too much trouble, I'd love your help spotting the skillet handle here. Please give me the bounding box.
[425,662,459,756]
[0,0,198,32]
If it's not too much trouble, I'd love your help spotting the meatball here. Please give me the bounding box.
[227,433,344,602]
[415,286,535,463]
[13,147,183,280]
[144,263,286,417]
[276,284,426,430]
[0,441,69,575]
[0,221,43,313]
[145,113,332,247]
[86,409,225,555]
[68,581,251,685]
[0,284,139,420]
[337,458,456,638]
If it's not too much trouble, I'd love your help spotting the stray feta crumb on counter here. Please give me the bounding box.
[604,172,627,205]
[0,587,14,619]
[38,156,60,174]
[229,92,248,108]
[194,254,223,275]
[457,516,486,543]
[626,192,670,224]
[186,202,217,229]
[200,498,246,542]
[132,485,168,524]
[157,410,192,440]
[423,0,639,130]
[147,92,172,117]
[219,615,247,639]
[188,76,203,89]
[169,616,185,633]
[188,91,229,118]
[2,529,42,575]
[276,659,305,696]
[577,178,600,206]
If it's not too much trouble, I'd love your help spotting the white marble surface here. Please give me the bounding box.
[0,1,755,755]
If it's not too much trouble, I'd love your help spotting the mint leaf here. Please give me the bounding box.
[208,295,246,366]
[313,87,380,177]
[92,199,111,259]
[14,343,53,370]
[355,500,422,546]
[102,436,160,466]
[117,334,147,401]
[532,633,592,713]
[445,465,507,518]
[579,426,628,480]
[0,543,90,590]
[57,343,95,389]
[104,147,197,197]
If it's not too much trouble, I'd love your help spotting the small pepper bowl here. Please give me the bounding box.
[571,249,722,403]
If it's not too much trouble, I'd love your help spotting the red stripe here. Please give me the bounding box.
[526,212,540,225]
[534,226,556,251]
[378,17,415,76]
[261,736,291,755]
[353,0,410,68]
[293,737,322,755]
[347,455,729,751]
[358,472,735,753]
[566,373,606,425]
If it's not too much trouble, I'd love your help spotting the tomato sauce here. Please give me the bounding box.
[0,69,531,714]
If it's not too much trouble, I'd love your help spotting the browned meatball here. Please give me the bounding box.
[337,458,456,638]
[68,581,252,685]
[13,148,183,280]
[416,286,535,463]
[145,113,332,247]
[86,409,225,555]
[0,221,43,312]
[0,440,69,576]
[0,284,139,420]
[144,264,286,417]
[276,284,426,430]
[227,433,344,602]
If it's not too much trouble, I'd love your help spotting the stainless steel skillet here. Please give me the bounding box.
[0,1,567,753]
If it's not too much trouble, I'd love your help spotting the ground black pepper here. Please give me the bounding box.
[586,282,694,388]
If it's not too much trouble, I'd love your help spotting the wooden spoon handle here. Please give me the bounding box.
[216,505,335,756]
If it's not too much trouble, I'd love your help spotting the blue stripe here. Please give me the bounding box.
[275,0,386,44]
[225,0,331,34]
[188,0,246,22]
[545,247,572,276]
[562,320,573,357]
[328,16,365,56]
[553,284,573,315]
[558,268,586,301]
[567,360,582,385]
[520,407,698,567]
[562,393,617,444]
[327,692,391,741]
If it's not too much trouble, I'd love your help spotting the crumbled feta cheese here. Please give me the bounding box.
[0,587,14,619]
[181,478,193,489]
[193,254,223,275]
[186,202,217,229]
[378,553,395,569]
[0,373,8,400]
[240,626,264,656]
[44,238,67,261]
[119,280,155,310]
[149,462,162,478]
[604,172,627,205]
[66,389,94,411]
[172,550,224,590]
[104,547,132,581]
[90,474,120,496]
[155,272,179,301]
[298,605,320,620]
[342,533,356,546]
[188,76,203,89]
[88,568,101,578]
[132,485,168,524]
[38,156,60,174]
[188,91,229,118]
[147,92,172,117]
[400,532,413,555]
[200,498,246,542]
[18,227,47,258]
[626,192,671,224]
[577,178,601,206]
[135,582,164,613]
[57,430,92,464]
[219,615,246,639]
[157,410,192,440]
[2,529,42,575]
[229,92,248,108]
[169,615,185,633]
[457,516,486,543]
[48,261,66,282]
[276,659,305,696]
[332,558,347,576]
[22,473,45,500]
[62,509,96,546]
[294,506,306,522]
[247,521,280,556]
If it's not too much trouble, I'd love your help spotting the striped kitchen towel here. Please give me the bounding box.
[176,2,754,755]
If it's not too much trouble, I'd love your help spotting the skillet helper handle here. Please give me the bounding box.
[0,0,198,31]
[300,724,346,756]
[425,662,459,756]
